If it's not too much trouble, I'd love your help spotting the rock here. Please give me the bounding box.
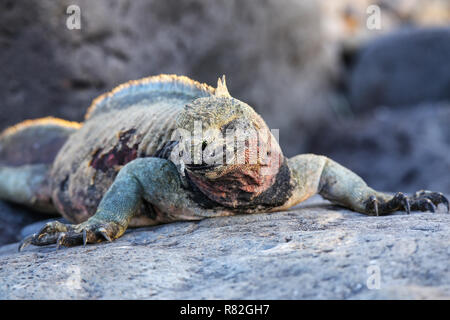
[311,102,450,194]
[348,27,450,112]
[0,0,336,156]
[0,196,449,299]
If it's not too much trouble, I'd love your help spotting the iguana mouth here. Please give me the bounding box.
[185,163,220,171]
[186,161,281,209]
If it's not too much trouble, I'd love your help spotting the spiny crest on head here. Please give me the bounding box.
[215,75,231,98]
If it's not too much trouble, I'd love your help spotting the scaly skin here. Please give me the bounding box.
[0,74,447,251]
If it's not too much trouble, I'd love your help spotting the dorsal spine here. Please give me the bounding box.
[85,74,216,120]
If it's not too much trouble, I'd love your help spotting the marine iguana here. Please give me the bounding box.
[0,74,447,250]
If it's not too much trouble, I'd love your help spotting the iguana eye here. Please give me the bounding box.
[202,141,208,151]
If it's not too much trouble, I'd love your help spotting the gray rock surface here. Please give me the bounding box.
[1,196,449,300]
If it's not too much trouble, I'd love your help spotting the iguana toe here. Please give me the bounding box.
[412,190,449,212]
[18,221,71,251]
[410,198,436,213]
[379,192,411,215]
[37,220,70,236]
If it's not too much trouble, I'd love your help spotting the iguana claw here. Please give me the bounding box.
[369,195,379,216]
[98,227,112,242]
[17,218,123,251]
[83,229,87,247]
[56,233,66,250]
[398,193,411,215]
[18,233,36,252]
[365,190,448,216]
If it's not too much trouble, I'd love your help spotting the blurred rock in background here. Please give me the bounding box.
[0,0,337,155]
[348,27,450,112]
[0,201,55,245]
[317,0,450,195]
[314,25,450,194]
[0,0,449,242]
[320,0,450,50]
[311,102,450,193]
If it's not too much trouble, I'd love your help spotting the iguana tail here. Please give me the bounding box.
[0,117,80,166]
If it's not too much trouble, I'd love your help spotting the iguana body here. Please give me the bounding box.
[0,74,447,250]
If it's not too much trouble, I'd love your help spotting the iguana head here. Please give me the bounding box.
[173,76,284,208]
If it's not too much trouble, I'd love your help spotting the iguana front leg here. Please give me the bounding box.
[19,158,210,251]
[285,154,449,215]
